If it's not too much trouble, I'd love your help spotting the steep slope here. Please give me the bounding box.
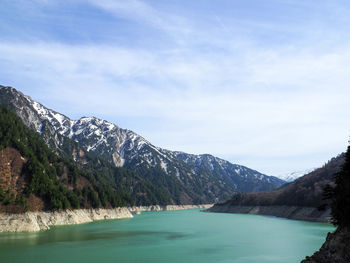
[0,105,173,212]
[207,153,345,221]
[0,86,285,204]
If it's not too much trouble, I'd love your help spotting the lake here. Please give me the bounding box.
[0,209,334,263]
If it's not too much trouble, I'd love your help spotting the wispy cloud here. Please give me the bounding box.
[87,0,192,42]
[1,0,350,174]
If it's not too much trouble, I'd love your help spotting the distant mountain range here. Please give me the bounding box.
[276,168,316,182]
[0,85,285,206]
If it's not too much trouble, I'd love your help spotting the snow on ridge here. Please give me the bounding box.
[276,168,316,182]
[51,112,66,125]
[15,89,276,185]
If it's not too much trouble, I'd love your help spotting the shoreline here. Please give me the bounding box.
[0,204,213,232]
[128,204,213,213]
[205,204,331,223]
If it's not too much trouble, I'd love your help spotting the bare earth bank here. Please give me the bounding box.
[0,204,213,232]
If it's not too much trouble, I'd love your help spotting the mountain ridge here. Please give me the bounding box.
[0,85,285,204]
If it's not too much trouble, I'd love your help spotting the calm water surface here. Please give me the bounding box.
[0,209,334,263]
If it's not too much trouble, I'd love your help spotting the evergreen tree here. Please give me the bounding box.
[331,144,350,226]
[0,104,174,210]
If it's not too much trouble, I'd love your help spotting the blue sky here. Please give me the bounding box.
[1,0,350,175]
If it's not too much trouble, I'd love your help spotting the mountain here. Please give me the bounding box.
[208,153,345,220]
[0,85,285,204]
[0,105,170,212]
[276,168,316,182]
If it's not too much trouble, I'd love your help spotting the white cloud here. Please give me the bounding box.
[1,0,350,174]
[87,0,191,41]
[1,40,349,176]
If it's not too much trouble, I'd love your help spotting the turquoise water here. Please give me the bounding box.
[0,210,334,263]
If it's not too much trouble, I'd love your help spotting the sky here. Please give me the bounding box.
[0,0,349,176]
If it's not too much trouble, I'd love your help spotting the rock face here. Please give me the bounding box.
[206,204,331,222]
[302,227,350,263]
[0,208,133,232]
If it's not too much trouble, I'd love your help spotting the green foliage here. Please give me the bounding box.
[0,103,183,210]
[0,105,131,210]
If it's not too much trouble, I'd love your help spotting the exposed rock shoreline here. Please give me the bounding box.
[302,226,350,263]
[0,204,213,232]
[206,204,331,222]
[0,208,133,232]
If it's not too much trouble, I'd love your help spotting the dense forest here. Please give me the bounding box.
[330,144,350,227]
[0,105,170,212]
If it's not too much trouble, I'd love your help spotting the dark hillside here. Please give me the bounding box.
[302,145,350,262]
[213,153,345,209]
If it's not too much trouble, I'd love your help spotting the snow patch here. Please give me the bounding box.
[160,160,168,172]
[175,168,181,179]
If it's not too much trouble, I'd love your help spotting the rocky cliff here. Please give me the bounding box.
[302,227,350,263]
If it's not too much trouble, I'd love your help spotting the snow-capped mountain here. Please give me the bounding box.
[0,86,285,203]
[276,168,316,182]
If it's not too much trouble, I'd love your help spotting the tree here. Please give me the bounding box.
[331,144,350,226]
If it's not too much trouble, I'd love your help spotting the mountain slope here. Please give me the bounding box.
[0,105,131,212]
[303,145,350,263]
[0,104,182,213]
[208,153,345,221]
[0,85,285,204]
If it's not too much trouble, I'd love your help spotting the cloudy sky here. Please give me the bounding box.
[1,0,349,175]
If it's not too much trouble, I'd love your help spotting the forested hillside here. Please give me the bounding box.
[302,145,350,262]
[212,153,345,209]
[0,105,170,212]
[0,85,285,205]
